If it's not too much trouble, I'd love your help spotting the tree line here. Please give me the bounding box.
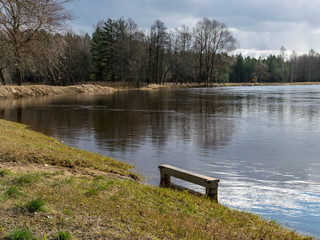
[1,0,320,86]
[230,47,320,83]
[90,17,237,85]
[88,19,320,85]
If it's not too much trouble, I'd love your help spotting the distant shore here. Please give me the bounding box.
[138,81,320,90]
[1,82,320,99]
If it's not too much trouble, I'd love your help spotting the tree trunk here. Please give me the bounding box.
[0,69,6,85]
[155,45,159,84]
[198,50,203,83]
[16,66,22,86]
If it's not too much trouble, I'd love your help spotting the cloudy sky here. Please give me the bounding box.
[66,0,320,58]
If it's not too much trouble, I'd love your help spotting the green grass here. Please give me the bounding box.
[51,231,72,240]
[0,169,10,178]
[3,228,35,240]
[4,186,22,199]
[0,119,314,239]
[22,198,45,213]
[12,173,40,186]
[85,188,99,197]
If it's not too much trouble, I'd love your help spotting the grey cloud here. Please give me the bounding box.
[68,0,320,57]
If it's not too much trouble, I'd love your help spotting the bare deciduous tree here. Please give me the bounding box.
[149,20,168,84]
[194,18,237,83]
[0,0,72,85]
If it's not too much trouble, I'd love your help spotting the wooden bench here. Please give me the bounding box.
[158,164,220,202]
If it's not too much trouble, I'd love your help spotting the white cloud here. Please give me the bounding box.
[234,48,279,59]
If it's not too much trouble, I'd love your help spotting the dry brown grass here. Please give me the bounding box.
[140,82,320,90]
[0,84,115,99]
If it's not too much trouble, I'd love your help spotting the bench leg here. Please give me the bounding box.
[206,187,218,203]
[160,173,171,188]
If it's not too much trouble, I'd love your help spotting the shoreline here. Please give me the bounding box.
[1,81,320,99]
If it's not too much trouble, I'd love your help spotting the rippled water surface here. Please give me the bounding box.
[1,85,320,237]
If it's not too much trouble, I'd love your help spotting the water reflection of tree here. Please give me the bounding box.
[92,90,236,152]
[2,88,320,155]
[0,96,95,140]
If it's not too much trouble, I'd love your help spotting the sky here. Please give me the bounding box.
[66,0,320,58]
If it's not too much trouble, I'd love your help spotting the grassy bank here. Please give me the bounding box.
[0,119,313,239]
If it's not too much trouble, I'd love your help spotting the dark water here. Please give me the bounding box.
[1,85,320,237]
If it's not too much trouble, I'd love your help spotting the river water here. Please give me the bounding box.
[1,85,320,237]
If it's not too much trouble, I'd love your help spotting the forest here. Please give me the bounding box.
[1,0,320,86]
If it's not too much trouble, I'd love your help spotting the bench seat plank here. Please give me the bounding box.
[158,164,219,202]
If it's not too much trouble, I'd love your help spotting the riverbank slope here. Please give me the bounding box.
[0,119,313,239]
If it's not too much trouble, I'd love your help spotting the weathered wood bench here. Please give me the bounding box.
[158,164,220,202]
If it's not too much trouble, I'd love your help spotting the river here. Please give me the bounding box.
[1,85,320,237]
